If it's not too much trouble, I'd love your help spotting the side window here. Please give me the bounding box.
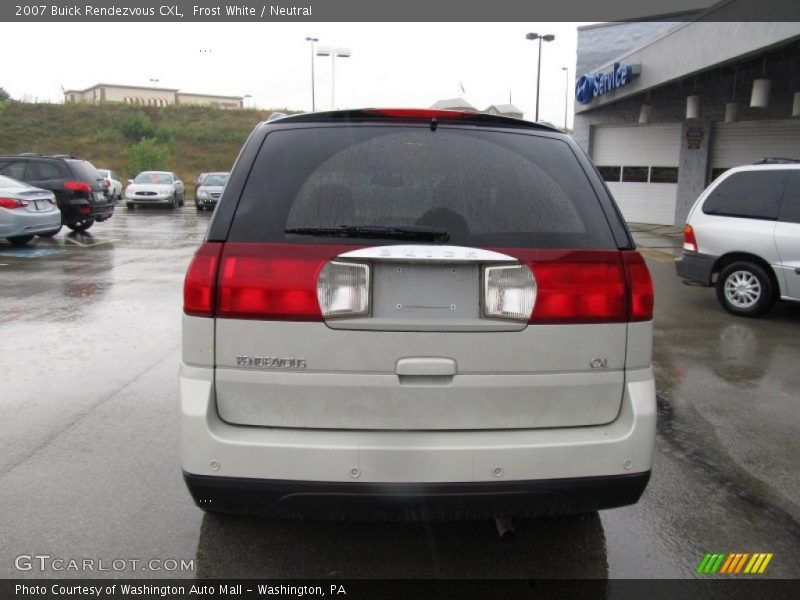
[0,160,31,181]
[35,162,63,180]
[703,171,785,220]
[778,172,800,225]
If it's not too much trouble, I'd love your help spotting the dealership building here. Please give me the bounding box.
[573,12,800,226]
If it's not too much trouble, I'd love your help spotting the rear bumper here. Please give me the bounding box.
[675,251,716,285]
[0,209,61,237]
[183,471,651,519]
[180,363,656,517]
[59,199,114,222]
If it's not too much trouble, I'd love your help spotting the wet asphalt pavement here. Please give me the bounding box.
[0,209,798,580]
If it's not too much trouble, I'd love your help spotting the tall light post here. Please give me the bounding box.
[525,33,555,122]
[316,46,351,110]
[149,78,159,88]
[305,36,318,111]
[561,67,569,131]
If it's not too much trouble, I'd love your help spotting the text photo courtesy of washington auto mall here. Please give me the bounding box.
[0,0,799,599]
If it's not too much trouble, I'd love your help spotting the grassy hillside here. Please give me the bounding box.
[0,102,291,187]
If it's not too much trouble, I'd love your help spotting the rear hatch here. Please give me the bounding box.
[198,117,650,430]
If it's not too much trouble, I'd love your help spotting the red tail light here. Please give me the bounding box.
[183,242,223,317]
[64,181,91,193]
[497,249,653,323]
[682,224,698,253]
[623,251,654,322]
[216,243,359,320]
[0,198,29,209]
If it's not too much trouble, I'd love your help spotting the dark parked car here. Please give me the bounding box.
[0,154,114,232]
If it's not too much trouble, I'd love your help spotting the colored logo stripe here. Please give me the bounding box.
[698,553,773,574]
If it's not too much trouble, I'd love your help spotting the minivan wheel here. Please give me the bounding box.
[170,193,178,209]
[8,234,35,246]
[67,218,95,232]
[716,261,775,317]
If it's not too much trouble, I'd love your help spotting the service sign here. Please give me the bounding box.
[575,62,640,105]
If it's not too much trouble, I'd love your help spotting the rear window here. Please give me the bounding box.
[229,126,617,249]
[703,171,785,220]
[66,159,103,184]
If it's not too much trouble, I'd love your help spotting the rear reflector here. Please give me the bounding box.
[183,242,223,317]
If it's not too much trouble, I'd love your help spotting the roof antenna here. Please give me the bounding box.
[430,117,438,131]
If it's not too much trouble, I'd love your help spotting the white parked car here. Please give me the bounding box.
[97,169,123,201]
[125,171,185,209]
[676,160,800,316]
[180,109,656,520]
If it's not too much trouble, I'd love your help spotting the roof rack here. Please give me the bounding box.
[753,157,799,164]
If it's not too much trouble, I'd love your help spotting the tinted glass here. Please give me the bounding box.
[66,159,103,184]
[650,167,679,184]
[0,161,30,181]
[229,126,617,249]
[703,171,785,220]
[597,166,621,182]
[36,162,63,180]
[622,166,648,183]
[778,172,800,224]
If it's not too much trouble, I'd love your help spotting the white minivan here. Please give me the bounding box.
[676,161,800,317]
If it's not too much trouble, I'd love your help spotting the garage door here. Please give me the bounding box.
[711,120,800,175]
[591,123,681,225]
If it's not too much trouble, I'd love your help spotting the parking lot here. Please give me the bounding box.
[0,208,798,579]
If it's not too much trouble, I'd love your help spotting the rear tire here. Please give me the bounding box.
[8,235,35,246]
[716,261,776,317]
[126,202,135,209]
[67,218,94,232]
[37,225,62,237]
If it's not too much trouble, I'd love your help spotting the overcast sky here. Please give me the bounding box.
[3,22,591,126]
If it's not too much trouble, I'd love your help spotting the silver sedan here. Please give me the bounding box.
[0,175,61,245]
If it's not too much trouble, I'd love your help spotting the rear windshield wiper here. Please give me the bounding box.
[285,225,449,242]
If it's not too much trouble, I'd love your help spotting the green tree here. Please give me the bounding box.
[125,138,170,174]
[120,113,156,143]
[0,87,10,102]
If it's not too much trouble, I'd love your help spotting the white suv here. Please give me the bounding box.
[180,109,656,519]
[676,162,800,317]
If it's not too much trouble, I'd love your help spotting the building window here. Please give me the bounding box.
[650,167,679,184]
[710,168,728,182]
[597,166,621,182]
[621,166,649,183]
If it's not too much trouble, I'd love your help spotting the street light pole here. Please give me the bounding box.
[561,67,569,130]
[316,46,351,110]
[525,33,555,122]
[149,78,159,88]
[305,37,319,111]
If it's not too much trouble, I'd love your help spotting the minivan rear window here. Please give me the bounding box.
[228,126,617,249]
[703,171,785,220]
